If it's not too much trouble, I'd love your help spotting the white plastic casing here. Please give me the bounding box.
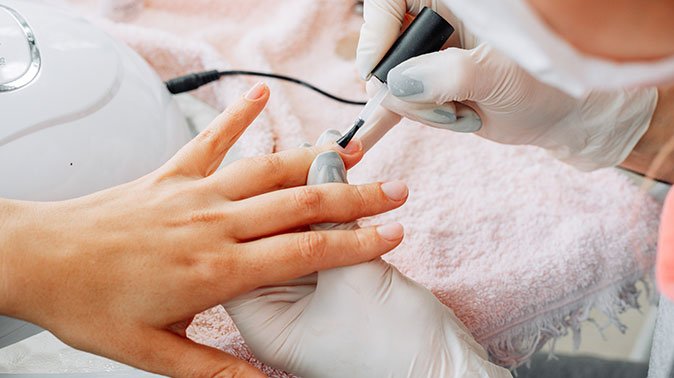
[0,0,192,201]
[0,5,34,87]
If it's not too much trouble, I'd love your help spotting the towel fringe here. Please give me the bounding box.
[481,271,654,370]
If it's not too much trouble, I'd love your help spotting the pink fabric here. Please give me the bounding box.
[65,0,662,374]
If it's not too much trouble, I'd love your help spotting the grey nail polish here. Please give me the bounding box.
[316,129,342,146]
[388,69,424,98]
[413,106,457,125]
[432,108,457,123]
[299,142,312,148]
[447,114,482,132]
[307,151,346,186]
[307,151,356,231]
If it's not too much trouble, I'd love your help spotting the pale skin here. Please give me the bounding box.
[524,0,674,183]
[527,0,674,61]
[621,85,674,184]
[0,83,409,377]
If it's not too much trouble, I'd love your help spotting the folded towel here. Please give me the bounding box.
[66,0,662,374]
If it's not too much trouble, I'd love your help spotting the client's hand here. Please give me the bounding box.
[0,84,407,377]
[224,130,512,378]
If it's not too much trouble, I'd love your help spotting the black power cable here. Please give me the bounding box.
[165,69,367,106]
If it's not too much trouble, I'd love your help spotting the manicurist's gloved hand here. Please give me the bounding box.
[0,83,408,377]
[223,130,512,378]
[357,0,659,170]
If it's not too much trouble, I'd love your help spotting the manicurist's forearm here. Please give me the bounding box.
[621,85,674,184]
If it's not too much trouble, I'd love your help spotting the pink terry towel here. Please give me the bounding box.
[64,0,662,374]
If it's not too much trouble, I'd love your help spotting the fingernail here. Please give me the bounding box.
[307,151,346,185]
[433,109,457,123]
[245,82,267,100]
[449,113,482,133]
[380,180,408,201]
[339,139,362,155]
[377,222,404,241]
[417,108,457,125]
[299,142,312,148]
[387,69,424,98]
[316,129,342,146]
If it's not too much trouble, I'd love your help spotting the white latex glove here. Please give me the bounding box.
[356,0,658,171]
[223,131,511,378]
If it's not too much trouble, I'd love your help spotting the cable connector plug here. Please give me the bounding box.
[165,70,221,94]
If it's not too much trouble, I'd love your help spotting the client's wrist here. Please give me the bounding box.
[0,199,27,316]
[0,199,58,320]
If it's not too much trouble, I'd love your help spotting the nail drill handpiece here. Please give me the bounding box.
[336,7,454,148]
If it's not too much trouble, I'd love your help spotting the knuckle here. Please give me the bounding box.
[198,253,238,292]
[340,184,375,220]
[256,153,284,175]
[222,106,246,125]
[296,232,328,263]
[198,126,217,141]
[353,228,371,251]
[352,184,374,210]
[294,187,324,220]
[170,253,220,293]
[196,127,220,154]
[194,256,221,283]
[188,210,228,225]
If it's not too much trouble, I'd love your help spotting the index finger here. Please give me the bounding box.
[164,82,270,178]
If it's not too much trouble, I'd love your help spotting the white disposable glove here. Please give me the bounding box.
[223,131,511,378]
[356,0,658,171]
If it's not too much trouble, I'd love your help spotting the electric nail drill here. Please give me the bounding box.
[337,7,454,147]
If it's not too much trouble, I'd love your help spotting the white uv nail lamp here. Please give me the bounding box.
[0,0,192,350]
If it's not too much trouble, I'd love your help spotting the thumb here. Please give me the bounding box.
[386,45,500,105]
[130,329,265,377]
[368,58,481,132]
[356,0,409,79]
[384,47,492,132]
[357,1,442,79]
